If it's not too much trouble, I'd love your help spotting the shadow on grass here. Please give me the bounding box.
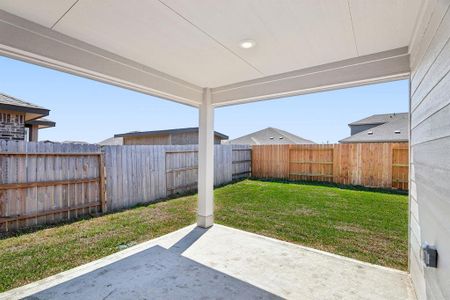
[0,177,250,240]
[249,177,409,195]
[165,177,249,199]
[0,195,184,240]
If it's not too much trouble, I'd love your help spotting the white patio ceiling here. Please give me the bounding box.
[0,0,422,106]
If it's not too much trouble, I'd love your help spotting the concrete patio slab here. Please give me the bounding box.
[1,224,415,300]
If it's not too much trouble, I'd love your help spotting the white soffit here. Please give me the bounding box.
[348,0,422,55]
[0,9,203,107]
[0,0,419,104]
[0,0,77,28]
[52,0,262,88]
[161,0,358,76]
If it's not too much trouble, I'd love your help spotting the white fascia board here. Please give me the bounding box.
[0,10,202,107]
[211,47,410,107]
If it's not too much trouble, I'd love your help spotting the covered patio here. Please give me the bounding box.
[0,0,449,299]
[0,224,414,299]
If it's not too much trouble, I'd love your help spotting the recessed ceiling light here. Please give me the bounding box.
[240,39,256,49]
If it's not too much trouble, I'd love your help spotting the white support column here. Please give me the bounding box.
[197,88,214,228]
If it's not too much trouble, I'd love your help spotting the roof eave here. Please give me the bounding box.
[115,128,228,139]
[348,121,386,126]
[25,119,56,128]
[0,103,49,118]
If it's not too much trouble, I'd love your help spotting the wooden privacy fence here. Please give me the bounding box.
[0,140,407,232]
[392,147,409,190]
[0,141,251,231]
[165,149,199,196]
[105,144,251,208]
[0,141,104,232]
[252,143,409,190]
[232,147,252,180]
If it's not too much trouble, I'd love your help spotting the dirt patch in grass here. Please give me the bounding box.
[334,224,369,233]
[292,207,318,216]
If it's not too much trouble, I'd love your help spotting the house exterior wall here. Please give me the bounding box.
[0,109,25,141]
[170,132,198,144]
[409,1,450,299]
[171,132,222,145]
[350,124,379,135]
[123,132,222,145]
[123,134,171,145]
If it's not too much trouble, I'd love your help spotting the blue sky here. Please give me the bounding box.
[0,56,409,144]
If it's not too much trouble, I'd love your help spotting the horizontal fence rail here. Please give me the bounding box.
[252,143,409,190]
[0,141,251,231]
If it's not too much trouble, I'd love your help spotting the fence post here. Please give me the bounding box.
[99,153,107,213]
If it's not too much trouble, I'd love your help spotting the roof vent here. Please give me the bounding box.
[279,137,284,139]
[394,130,401,134]
[367,131,373,135]
[269,137,274,140]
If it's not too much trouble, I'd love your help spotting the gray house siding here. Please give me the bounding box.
[409,1,450,299]
[123,134,170,145]
[170,131,222,145]
[120,131,224,145]
[350,124,380,136]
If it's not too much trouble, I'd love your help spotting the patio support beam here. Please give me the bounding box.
[0,9,202,107]
[211,47,410,107]
[197,88,214,228]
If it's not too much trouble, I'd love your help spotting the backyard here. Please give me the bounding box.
[0,179,408,293]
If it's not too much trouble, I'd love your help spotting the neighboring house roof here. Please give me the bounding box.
[25,117,56,129]
[228,127,315,145]
[99,137,124,145]
[348,112,408,126]
[340,114,408,143]
[0,92,50,120]
[115,127,229,140]
[63,141,89,144]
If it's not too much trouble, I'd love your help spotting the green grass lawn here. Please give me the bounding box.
[0,179,408,292]
[215,180,408,270]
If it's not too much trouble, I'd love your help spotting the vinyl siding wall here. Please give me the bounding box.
[123,134,170,145]
[409,1,450,299]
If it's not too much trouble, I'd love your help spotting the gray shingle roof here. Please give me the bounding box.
[0,92,49,117]
[348,112,408,126]
[25,117,56,128]
[229,127,315,145]
[340,117,408,143]
[1,93,46,109]
[99,137,124,145]
[115,127,228,140]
